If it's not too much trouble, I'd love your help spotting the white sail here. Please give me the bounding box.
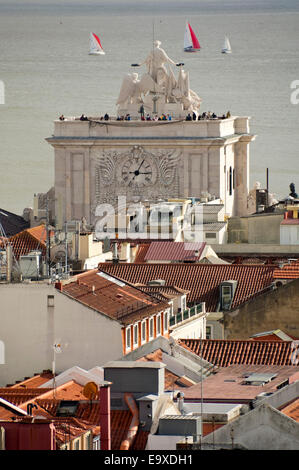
[184,23,193,51]
[89,32,105,55]
[222,36,232,54]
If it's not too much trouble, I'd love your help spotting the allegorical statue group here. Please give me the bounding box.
[116,40,202,116]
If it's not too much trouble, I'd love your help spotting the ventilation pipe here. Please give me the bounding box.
[26,403,38,416]
[112,243,119,264]
[177,391,184,413]
[6,244,12,283]
[120,393,139,450]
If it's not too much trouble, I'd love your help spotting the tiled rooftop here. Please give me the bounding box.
[137,284,189,300]
[97,263,275,311]
[250,330,297,342]
[178,339,299,367]
[5,225,50,260]
[0,378,146,450]
[273,259,299,279]
[180,365,299,403]
[59,269,169,326]
[144,241,206,262]
[134,243,150,263]
[280,398,299,422]
[0,388,52,406]
[8,370,54,388]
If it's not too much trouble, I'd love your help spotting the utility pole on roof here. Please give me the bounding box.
[46,195,50,277]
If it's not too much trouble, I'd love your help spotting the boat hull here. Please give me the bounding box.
[89,51,105,55]
[184,47,200,53]
[221,50,231,54]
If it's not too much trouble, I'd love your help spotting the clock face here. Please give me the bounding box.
[120,156,157,187]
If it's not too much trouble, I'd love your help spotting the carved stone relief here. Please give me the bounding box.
[91,145,181,212]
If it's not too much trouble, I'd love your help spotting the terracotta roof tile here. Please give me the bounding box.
[280,398,299,422]
[273,259,299,279]
[98,263,275,311]
[59,269,169,326]
[144,242,206,262]
[9,371,54,388]
[110,409,132,450]
[131,430,150,450]
[0,388,52,406]
[134,244,150,263]
[178,339,298,366]
[7,225,50,260]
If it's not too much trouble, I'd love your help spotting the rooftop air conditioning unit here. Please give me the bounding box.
[19,252,42,279]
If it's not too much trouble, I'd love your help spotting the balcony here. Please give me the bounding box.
[169,303,204,328]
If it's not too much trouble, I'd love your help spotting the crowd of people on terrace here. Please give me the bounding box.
[186,110,231,121]
[59,110,231,122]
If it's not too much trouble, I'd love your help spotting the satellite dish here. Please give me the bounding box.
[83,381,98,400]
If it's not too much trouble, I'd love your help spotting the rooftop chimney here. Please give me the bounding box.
[99,384,111,451]
[176,391,185,413]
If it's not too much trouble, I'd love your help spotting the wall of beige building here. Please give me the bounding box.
[0,284,123,386]
[228,213,284,244]
[223,278,299,340]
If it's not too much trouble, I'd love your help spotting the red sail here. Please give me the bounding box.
[93,33,103,49]
[188,23,200,49]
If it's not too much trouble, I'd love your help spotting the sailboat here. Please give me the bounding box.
[184,22,201,52]
[222,36,232,54]
[89,32,105,55]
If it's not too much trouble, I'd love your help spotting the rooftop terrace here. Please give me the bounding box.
[50,115,251,140]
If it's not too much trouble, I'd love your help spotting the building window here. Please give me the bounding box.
[133,323,139,347]
[126,326,131,350]
[205,232,216,239]
[141,320,146,344]
[149,317,154,340]
[206,325,212,339]
[73,439,80,450]
[221,285,232,310]
[93,436,101,450]
[229,166,233,195]
[181,296,187,312]
[84,433,91,450]
[163,311,169,333]
[157,314,161,336]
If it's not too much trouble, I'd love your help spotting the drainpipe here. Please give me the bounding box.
[120,393,139,450]
[99,384,111,450]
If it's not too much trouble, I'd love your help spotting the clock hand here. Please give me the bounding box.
[137,159,145,172]
[138,172,152,175]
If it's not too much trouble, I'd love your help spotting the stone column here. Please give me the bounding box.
[234,136,254,216]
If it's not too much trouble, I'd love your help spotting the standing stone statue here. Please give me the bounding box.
[137,40,179,83]
[289,183,298,198]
